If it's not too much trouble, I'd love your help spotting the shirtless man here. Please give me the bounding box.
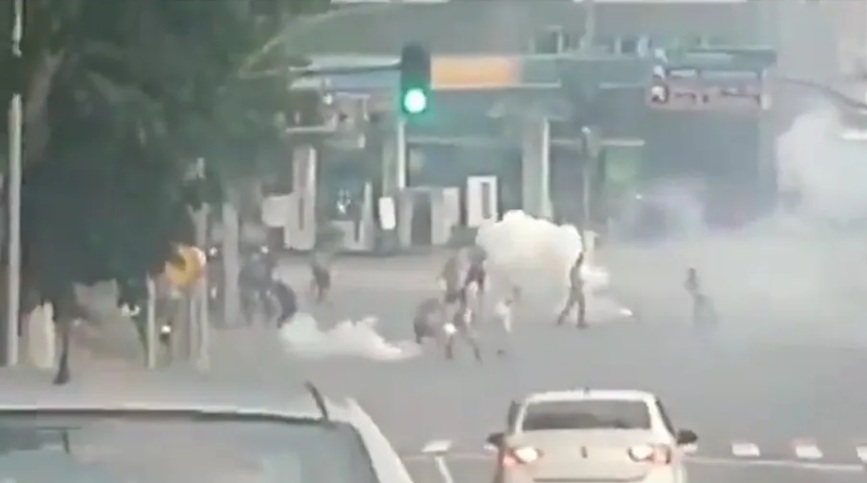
[309,250,332,304]
[492,285,519,356]
[439,249,464,306]
[444,291,483,362]
[556,252,587,328]
[413,297,446,345]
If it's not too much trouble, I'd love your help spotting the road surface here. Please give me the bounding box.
[265,233,867,483]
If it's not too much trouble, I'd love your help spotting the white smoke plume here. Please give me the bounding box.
[278,313,421,361]
[475,210,631,320]
[777,107,867,224]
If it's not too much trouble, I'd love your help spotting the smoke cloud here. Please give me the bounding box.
[777,107,867,224]
[278,313,421,361]
[476,210,631,320]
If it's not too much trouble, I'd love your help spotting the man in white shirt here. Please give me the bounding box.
[491,285,519,356]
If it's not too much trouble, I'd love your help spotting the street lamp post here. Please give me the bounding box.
[5,0,24,366]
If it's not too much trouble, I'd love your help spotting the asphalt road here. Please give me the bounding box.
[260,231,867,483]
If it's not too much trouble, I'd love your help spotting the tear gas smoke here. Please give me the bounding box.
[475,211,631,320]
[777,108,867,224]
[279,313,421,361]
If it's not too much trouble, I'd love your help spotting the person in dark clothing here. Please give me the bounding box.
[309,251,332,304]
[272,280,298,328]
[556,252,587,328]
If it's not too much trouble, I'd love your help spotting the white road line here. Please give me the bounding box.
[792,440,822,459]
[731,442,760,457]
[401,453,865,471]
[687,455,864,472]
[856,445,867,462]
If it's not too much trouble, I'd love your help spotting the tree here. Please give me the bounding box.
[2,0,328,383]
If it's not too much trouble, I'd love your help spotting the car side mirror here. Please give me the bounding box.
[675,429,698,445]
[486,432,504,448]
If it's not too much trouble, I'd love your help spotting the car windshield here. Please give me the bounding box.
[521,400,651,431]
[0,410,380,482]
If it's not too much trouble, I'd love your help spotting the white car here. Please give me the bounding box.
[487,389,696,483]
[0,371,417,482]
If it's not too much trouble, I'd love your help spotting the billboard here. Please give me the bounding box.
[646,48,775,112]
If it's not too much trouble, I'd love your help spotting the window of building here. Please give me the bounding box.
[619,36,640,55]
[532,26,564,54]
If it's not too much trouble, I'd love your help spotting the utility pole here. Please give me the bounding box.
[5,0,24,366]
[579,0,597,243]
[581,0,596,54]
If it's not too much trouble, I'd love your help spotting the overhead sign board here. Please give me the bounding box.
[432,56,519,90]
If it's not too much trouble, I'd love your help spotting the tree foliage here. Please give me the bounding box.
[0,0,329,382]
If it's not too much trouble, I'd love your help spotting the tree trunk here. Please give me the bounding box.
[23,51,64,167]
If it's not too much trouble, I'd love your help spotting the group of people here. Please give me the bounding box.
[412,246,593,362]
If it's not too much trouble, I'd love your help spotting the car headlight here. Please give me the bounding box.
[512,447,541,463]
[502,446,542,467]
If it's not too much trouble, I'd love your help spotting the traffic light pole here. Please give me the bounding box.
[379,117,408,253]
[395,117,408,192]
[5,0,23,366]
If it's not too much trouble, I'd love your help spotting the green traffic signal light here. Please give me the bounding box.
[402,88,428,114]
[399,43,431,117]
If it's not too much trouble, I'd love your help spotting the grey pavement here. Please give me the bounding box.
[51,228,867,483]
[247,230,867,482]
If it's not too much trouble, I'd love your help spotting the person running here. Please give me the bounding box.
[556,252,587,328]
[308,250,332,304]
[684,267,714,325]
[444,292,482,362]
[272,279,298,328]
[439,249,464,306]
[463,247,487,295]
[491,285,519,356]
[412,296,446,345]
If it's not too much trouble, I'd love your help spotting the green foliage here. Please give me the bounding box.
[6,0,330,299]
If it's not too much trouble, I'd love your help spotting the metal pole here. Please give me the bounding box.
[581,0,596,54]
[222,202,240,328]
[194,205,209,371]
[395,117,407,192]
[189,158,206,363]
[5,0,24,366]
[144,277,157,369]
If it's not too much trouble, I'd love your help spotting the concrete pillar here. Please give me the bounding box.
[382,119,408,196]
[287,146,317,250]
[521,117,552,218]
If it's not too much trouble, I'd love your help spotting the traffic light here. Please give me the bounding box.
[399,43,431,116]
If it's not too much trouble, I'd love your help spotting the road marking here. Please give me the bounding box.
[687,455,864,473]
[792,440,822,459]
[401,453,866,472]
[422,440,453,455]
[731,442,760,457]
